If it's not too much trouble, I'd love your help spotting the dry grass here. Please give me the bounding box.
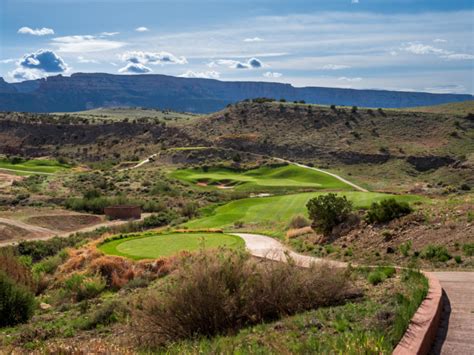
[0,248,35,292]
[286,226,314,239]
[132,249,355,348]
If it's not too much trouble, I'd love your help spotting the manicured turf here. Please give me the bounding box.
[186,191,424,233]
[0,159,71,175]
[98,232,245,260]
[171,165,353,192]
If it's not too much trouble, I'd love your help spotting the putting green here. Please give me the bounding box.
[171,165,353,192]
[98,232,245,260]
[186,191,424,233]
[0,158,71,175]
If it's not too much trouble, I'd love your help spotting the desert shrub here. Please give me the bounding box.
[64,274,106,301]
[289,214,311,229]
[180,202,199,219]
[32,254,64,275]
[462,243,474,256]
[89,256,135,290]
[399,241,412,257]
[367,266,396,285]
[78,300,124,330]
[421,245,451,262]
[0,272,36,327]
[142,211,176,228]
[365,199,412,224]
[133,250,352,348]
[17,234,86,262]
[454,256,462,264]
[0,249,35,291]
[306,193,353,235]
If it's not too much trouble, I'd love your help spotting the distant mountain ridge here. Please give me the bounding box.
[0,73,472,113]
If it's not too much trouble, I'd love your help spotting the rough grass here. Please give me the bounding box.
[98,232,245,260]
[0,159,70,175]
[171,165,353,192]
[185,192,424,234]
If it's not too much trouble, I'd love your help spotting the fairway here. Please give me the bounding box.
[98,232,245,260]
[171,165,353,192]
[186,191,424,233]
[0,158,71,175]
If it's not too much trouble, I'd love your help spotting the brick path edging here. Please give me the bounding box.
[393,272,443,355]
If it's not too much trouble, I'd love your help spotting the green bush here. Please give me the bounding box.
[78,300,123,330]
[306,193,353,235]
[421,245,451,262]
[462,243,474,256]
[399,241,412,257]
[367,266,396,285]
[142,211,176,228]
[366,199,412,224]
[0,272,36,327]
[64,274,105,302]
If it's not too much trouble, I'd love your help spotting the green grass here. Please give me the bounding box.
[0,159,71,175]
[98,232,245,260]
[186,191,423,235]
[171,165,353,192]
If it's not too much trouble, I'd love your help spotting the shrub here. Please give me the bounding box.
[399,241,412,257]
[0,272,36,327]
[421,245,451,262]
[365,199,412,224]
[367,266,396,285]
[462,243,474,256]
[142,211,176,228]
[78,300,123,330]
[89,256,135,290]
[289,214,311,229]
[454,256,462,264]
[0,249,35,291]
[306,193,353,235]
[64,274,106,301]
[133,250,352,347]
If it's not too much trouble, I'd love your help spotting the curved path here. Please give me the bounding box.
[232,233,346,268]
[234,232,474,355]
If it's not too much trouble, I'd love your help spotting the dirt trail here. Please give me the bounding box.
[0,217,57,236]
[431,272,474,354]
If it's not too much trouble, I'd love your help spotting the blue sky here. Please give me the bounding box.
[1,0,473,94]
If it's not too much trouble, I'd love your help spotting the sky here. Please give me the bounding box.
[0,0,473,94]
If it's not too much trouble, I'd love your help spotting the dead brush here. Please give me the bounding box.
[132,249,355,349]
[286,226,314,239]
[0,248,35,292]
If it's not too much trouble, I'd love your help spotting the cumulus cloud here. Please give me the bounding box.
[263,71,282,78]
[19,49,68,72]
[210,57,263,69]
[120,51,187,65]
[0,58,15,64]
[401,42,474,61]
[18,27,54,36]
[118,63,152,74]
[51,35,126,53]
[135,27,149,32]
[179,70,220,79]
[338,76,362,82]
[320,64,351,70]
[7,49,68,82]
[244,37,264,42]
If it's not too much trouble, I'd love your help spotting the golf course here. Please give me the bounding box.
[0,158,71,175]
[171,164,354,192]
[98,232,245,260]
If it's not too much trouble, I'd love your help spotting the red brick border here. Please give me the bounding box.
[393,272,443,355]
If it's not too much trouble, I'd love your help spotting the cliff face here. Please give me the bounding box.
[0,73,472,113]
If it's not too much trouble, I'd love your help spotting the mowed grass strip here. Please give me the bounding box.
[0,159,71,175]
[186,191,424,231]
[171,165,353,192]
[98,232,245,260]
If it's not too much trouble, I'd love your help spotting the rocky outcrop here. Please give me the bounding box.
[406,156,456,172]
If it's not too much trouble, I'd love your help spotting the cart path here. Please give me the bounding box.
[431,272,474,354]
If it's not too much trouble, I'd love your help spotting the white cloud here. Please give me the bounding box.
[18,27,54,36]
[433,38,447,43]
[401,42,474,61]
[209,57,263,69]
[51,35,126,53]
[0,58,15,64]
[19,49,68,72]
[263,71,282,78]
[179,70,220,79]
[100,32,120,37]
[135,27,149,32]
[8,67,43,81]
[319,64,351,70]
[120,51,187,65]
[118,63,152,74]
[351,0,359,4]
[244,37,264,42]
[338,76,362,82]
[77,56,99,64]
[424,84,466,94]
